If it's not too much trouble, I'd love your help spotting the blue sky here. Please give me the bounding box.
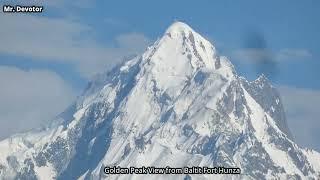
[0,0,319,150]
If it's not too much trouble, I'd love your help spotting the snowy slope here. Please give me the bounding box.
[0,22,319,180]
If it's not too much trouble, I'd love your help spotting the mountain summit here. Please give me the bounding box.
[0,22,319,180]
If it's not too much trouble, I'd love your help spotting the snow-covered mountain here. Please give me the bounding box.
[0,22,319,180]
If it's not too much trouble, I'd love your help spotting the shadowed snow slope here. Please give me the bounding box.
[0,22,319,180]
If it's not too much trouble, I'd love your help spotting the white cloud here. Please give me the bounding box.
[276,48,312,61]
[116,33,151,53]
[277,85,320,151]
[232,48,312,63]
[0,14,151,78]
[0,13,151,140]
[103,18,128,27]
[0,66,76,140]
[233,48,272,62]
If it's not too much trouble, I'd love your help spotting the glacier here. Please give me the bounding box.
[0,22,319,180]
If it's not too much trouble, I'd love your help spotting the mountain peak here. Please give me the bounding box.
[165,21,194,34]
[139,21,237,95]
[145,21,225,74]
[256,74,269,83]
